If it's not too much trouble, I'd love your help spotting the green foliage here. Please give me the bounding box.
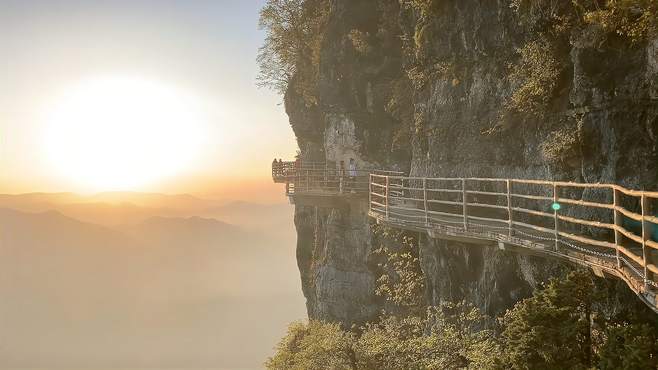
[266,321,356,370]
[510,0,657,42]
[500,270,597,369]
[400,0,442,63]
[507,0,657,117]
[400,0,439,15]
[507,38,561,117]
[406,61,454,90]
[267,304,501,370]
[583,0,658,43]
[270,270,658,369]
[348,29,371,55]
[355,303,501,370]
[257,0,328,100]
[386,76,414,153]
[372,226,426,312]
[598,322,658,369]
[540,118,583,164]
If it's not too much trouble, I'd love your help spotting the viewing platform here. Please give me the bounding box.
[369,174,658,312]
[272,160,401,208]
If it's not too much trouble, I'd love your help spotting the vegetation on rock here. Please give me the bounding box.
[266,321,355,370]
[268,271,658,369]
[257,0,328,105]
[507,0,657,117]
[372,225,426,313]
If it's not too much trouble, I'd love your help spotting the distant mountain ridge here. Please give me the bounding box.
[0,192,292,230]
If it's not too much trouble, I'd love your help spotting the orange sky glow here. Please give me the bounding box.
[0,2,297,203]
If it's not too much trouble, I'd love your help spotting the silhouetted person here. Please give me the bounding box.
[339,160,345,193]
[349,158,357,193]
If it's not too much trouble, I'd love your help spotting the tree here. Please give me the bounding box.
[257,0,328,96]
[598,322,658,369]
[354,303,501,370]
[266,321,356,370]
[500,270,596,369]
[372,226,426,315]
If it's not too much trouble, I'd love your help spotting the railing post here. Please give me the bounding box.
[368,174,372,213]
[613,187,622,269]
[507,179,513,238]
[423,178,429,226]
[641,194,653,289]
[462,179,468,230]
[553,183,559,252]
[385,176,390,220]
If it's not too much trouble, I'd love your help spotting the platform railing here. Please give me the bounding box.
[370,174,658,310]
[272,161,404,196]
[286,167,372,195]
[272,161,326,183]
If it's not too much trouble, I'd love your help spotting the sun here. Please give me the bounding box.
[42,76,207,192]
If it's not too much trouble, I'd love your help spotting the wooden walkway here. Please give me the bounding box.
[369,174,658,312]
[271,161,658,312]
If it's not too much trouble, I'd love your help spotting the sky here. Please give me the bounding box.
[0,0,297,202]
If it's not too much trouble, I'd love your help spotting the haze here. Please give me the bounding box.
[0,1,302,369]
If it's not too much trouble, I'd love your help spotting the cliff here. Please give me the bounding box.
[279,0,658,325]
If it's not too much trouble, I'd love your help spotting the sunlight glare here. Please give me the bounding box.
[43,76,208,191]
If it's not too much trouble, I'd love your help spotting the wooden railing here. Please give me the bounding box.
[369,174,658,311]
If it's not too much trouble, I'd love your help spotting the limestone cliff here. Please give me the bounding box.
[282,0,658,325]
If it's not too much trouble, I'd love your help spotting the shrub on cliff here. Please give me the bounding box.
[500,271,598,369]
[598,321,658,369]
[257,0,328,102]
[268,270,658,369]
[583,0,658,43]
[355,304,501,370]
[267,303,501,370]
[507,0,657,117]
[372,226,426,314]
[507,38,562,117]
[266,321,356,370]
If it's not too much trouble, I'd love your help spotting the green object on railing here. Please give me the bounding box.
[551,202,561,211]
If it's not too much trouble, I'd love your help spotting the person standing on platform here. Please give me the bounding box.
[339,160,346,194]
[349,158,357,193]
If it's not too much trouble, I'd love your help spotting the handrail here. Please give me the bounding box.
[272,160,404,196]
[271,161,658,310]
[368,173,658,313]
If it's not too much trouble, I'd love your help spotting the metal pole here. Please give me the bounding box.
[462,179,468,230]
[385,176,390,220]
[553,183,559,252]
[613,187,622,269]
[641,194,652,289]
[423,178,429,226]
[369,174,372,214]
[507,179,513,238]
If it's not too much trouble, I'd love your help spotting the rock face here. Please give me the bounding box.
[295,202,379,325]
[285,0,658,325]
